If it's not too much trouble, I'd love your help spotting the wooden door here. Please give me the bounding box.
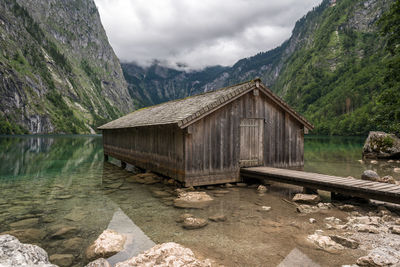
[239,118,264,167]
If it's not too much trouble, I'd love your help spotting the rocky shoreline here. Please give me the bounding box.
[1,166,400,266]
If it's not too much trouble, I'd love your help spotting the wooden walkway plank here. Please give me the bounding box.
[240,167,400,204]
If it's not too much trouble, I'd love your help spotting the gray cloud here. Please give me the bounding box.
[94,0,321,70]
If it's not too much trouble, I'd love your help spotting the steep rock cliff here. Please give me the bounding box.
[0,0,134,134]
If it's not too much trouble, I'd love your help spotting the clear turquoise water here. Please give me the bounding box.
[0,135,399,266]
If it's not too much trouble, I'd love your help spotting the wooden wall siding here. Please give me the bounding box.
[103,125,185,181]
[103,88,304,186]
[185,89,304,185]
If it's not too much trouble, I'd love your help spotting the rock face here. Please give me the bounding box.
[115,242,211,267]
[0,0,134,134]
[86,230,126,261]
[362,132,400,159]
[0,234,56,266]
[292,194,321,205]
[173,192,214,209]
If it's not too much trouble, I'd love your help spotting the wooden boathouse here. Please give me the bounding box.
[99,79,313,186]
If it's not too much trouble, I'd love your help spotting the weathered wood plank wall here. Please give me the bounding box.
[184,90,304,186]
[103,124,185,181]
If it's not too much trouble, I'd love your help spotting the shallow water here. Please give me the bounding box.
[0,135,399,266]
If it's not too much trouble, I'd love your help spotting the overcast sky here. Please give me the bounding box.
[94,0,321,70]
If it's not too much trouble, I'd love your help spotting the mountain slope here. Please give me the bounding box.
[124,0,397,136]
[0,0,134,134]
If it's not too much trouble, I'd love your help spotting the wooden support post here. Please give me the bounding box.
[104,154,109,162]
[121,161,127,169]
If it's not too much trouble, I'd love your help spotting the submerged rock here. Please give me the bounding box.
[362,131,400,159]
[257,185,268,194]
[9,218,39,228]
[115,242,211,267]
[176,213,194,223]
[86,229,126,261]
[173,192,214,209]
[292,194,321,205]
[182,217,208,229]
[208,214,227,222]
[50,226,79,239]
[1,228,45,243]
[329,235,359,249]
[49,253,74,267]
[0,234,56,266]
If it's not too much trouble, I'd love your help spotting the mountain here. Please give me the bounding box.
[123,0,398,136]
[122,62,229,107]
[0,0,134,134]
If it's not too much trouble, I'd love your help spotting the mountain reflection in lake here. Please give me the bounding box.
[0,135,399,266]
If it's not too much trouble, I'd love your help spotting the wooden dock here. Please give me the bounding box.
[241,167,400,204]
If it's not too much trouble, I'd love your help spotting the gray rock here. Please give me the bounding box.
[114,242,211,267]
[175,213,194,223]
[49,254,74,267]
[329,235,359,249]
[391,226,400,235]
[0,234,56,266]
[362,131,400,159]
[356,251,399,266]
[173,192,214,209]
[86,230,126,261]
[380,175,396,184]
[182,217,208,229]
[86,258,111,267]
[361,170,380,182]
[307,232,344,252]
[292,194,321,205]
[208,214,227,222]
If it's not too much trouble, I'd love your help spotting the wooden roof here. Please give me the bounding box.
[98,79,314,130]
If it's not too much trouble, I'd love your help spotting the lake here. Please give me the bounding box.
[0,135,399,266]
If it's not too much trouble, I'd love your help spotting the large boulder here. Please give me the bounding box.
[0,234,56,266]
[86,230,126,261]
[115,242,211,267]
[362,131,400,159]
[173,192,214,209]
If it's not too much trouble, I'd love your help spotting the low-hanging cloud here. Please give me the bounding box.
[94,0,321,70]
